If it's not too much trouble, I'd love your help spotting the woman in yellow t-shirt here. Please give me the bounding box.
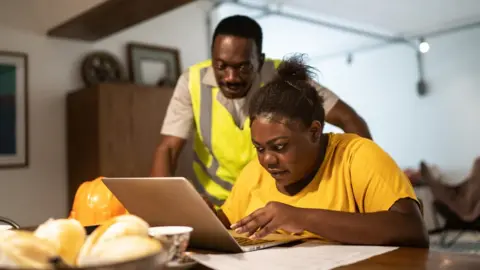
[208,55,428,248]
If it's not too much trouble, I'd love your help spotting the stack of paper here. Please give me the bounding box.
[188,241,398,270]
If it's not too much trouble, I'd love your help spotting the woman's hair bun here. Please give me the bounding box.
[275,53,315,82]
[247,53,326,127]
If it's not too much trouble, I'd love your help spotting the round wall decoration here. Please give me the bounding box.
[81,51,124,86]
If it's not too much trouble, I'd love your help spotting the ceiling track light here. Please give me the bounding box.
[418,37,430,53]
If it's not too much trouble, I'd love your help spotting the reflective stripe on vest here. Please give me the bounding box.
[189,58,281,206]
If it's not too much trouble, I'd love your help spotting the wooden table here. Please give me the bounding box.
[335,248,480,270]
[19,226,480,269]
[190,246,480,270]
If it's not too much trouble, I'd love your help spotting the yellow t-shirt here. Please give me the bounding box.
[221,133,418,238]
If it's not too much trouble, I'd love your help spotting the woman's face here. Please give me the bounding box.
[251,115,322,187]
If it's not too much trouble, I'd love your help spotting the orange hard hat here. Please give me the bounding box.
[68,177,128,227]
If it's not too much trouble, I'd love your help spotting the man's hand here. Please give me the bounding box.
[230,202,303,239]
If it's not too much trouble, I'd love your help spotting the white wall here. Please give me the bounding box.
[0,2,208,226]
[215,4,480,182]
[0,25,90,226]
[313,28,480,182]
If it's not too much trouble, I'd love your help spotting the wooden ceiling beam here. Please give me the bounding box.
[47,0,196,41]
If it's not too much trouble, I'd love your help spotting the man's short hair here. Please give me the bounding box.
[212,15,263,55]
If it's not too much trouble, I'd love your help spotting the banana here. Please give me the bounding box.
[34,218,86,266]
[0,230,58,269]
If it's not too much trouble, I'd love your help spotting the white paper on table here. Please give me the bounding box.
[188,241,398,270]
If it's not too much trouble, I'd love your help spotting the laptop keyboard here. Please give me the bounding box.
[234,236,274,246]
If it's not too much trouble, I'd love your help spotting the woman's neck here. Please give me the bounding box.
[280,134,329,196]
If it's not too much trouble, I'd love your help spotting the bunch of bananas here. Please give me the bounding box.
[0,215,163,269]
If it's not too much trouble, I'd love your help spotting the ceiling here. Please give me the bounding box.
[0,0,479,40]
[0,0,106,34]
[254,0,480,37]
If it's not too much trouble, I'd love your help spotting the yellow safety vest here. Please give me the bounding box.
[189,58,281,206]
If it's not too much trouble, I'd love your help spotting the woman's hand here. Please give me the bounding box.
[231,202,304,239]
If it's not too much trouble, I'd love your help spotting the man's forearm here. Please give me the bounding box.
[342,116,372,139]
[325,101,372,139]
[151,135,186,177]
[150,146,174,177]
[298,208,428,247]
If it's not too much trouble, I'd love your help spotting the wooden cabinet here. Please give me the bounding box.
[66,83,194,209]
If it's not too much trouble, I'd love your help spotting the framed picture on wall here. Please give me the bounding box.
[0,51,29,168]
[126,42,181,88]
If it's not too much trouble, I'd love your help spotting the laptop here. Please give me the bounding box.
[102,177,306,253]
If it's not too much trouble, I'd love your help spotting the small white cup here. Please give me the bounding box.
[0,225,12,231]
[148,226,193,262]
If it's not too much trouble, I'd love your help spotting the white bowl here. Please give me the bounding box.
[148,226,193,262]
[0,225,12,231]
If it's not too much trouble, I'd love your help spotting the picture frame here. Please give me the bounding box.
[126,42,181,88]
[0,51,29,168]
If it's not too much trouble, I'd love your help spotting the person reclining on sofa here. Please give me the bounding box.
[421,157,480,222]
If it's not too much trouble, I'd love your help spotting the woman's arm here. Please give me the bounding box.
[232,198,428,248]
[300,198,428,247]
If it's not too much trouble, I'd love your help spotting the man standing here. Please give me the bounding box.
[151,15,372,206]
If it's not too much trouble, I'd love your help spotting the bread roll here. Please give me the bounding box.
[0,230,58,269]
[77,235,162,267]
[34,218,86,266]
[76,214,150,265]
